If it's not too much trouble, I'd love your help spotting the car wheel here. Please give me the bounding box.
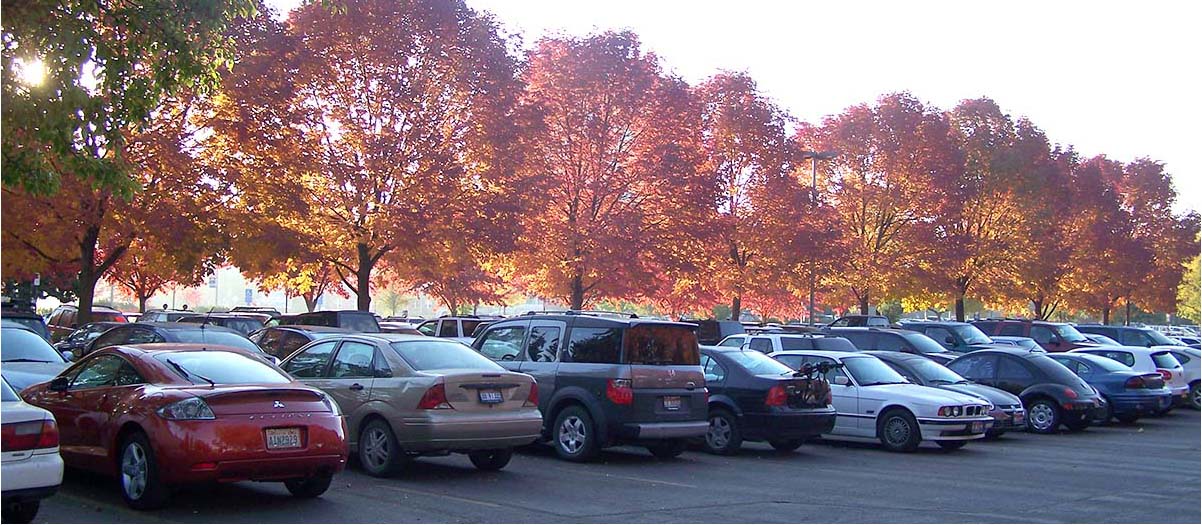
[284,474,333,498]
[468,448,513,471]
[768,439,805,453]
[553,406,599,462]
[646,439,687,460]
[1190,382,1200,410]
[119,432,170,510]
[703,409,742,455]
[877,409,921,452]
[1115,414,1140,424]
[2,500,40,523]
[1064,416,1091,432]
[936,440,967,451]
[1026,399,1060,434]
[359,419,408,477]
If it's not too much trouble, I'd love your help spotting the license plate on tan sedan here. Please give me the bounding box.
[478,389,504,404]
[971,421,985,433]
[663,396,681,411]
[265,428,301,450]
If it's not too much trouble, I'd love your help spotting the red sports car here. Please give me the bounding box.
[20,344,348,509]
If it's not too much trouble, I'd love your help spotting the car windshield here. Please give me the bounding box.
[951,324,992,345]
[904,333,950,354]
[623,324,700,365]
[173,330,267,356]
[4,317,52,341]
[724,350,795,375]
[153,351,291,384]
[843,356,908,386]
[0,328,65,363]
[1053,324,1089,343]
[391,340,504,371]
[1151,351,1181,369]
[1,379,18,401]
[1144,330,1178,346]
[906,357,967,384]
[1087,334,1120,346]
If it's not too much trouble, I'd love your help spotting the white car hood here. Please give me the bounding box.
[860,382,988,405]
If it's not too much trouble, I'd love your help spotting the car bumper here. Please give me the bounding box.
[742,408,837,440]
[0,451,63,497]
[399,410,543,451]
[1062,399,1108,421]
[915,416,993,441]
[619,420,709,440]
[987,408,1027,432]
[1108,392,1174,415]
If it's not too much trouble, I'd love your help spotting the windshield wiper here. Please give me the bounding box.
[166,359,215,387]
[862,381,907,386]
[3,358,53,363]
[928,379,954,385]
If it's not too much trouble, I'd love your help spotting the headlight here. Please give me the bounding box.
[157,397,215,420]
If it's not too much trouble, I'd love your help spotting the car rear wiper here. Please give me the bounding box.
[166,358,216,387]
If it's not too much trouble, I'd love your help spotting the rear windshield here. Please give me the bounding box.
[814,337,858,352]
[623,324,700,365]
[173,330,266,356]
[391,340,503,371]
[1151,352,1181,369]
[218,318,263,335]
[0,328,66,363]
[725,350,794,375]
[1,379,17,401]
[154,351,291,384]
[340,313,380,332]
[5,317,52,341]
[1028,355,1088,385]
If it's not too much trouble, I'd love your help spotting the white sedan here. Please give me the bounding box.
[771,350,994,452]
[1,377,63,523]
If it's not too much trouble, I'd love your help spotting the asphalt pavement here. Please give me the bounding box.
[37,410,1200,523]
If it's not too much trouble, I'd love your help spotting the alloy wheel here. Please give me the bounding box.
[362,427,391,470]
[883,416,911,446]
[121,442,149,501]
[706,415,732,449]
[558,416,586,454]
[1030,402,1056,431]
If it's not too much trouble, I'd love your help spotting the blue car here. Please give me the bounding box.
[1049,353,1173,424]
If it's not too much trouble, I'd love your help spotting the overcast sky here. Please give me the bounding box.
[268,0,1200,214]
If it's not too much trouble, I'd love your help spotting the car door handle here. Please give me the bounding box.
[685,382,696,389]
[349,383,364,391]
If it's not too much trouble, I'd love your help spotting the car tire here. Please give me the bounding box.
[359,419,408,477]
[553,406,600,462]
[936,440,967,451]
[284,474,333,498]
[877,409,921,453]
[646,439,687,460]
[2,500,40,523]
[768,439,805,453]
[468,448,513,471]
[1064,417,1090,432]
[1115,414,1140,424]
[119,431,170,510]
[1026,398,1061,434]
[702,409,742,455]
[1190,382,1200,410]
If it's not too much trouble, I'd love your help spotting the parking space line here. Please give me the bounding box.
[537,464,698,489]
[380,484,505,508]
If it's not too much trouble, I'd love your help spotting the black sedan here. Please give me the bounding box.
[248,325,353,359]
[52,321,123,360]
[86,322,277,363]
[867,351,1027,436]
[947,349,1106,433]
[699,346,836,454]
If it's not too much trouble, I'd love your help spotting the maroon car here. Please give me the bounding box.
[21,344,348,509]
[971,319,1096,353]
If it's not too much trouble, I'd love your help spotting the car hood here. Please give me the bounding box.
[935,383,1021,406]
[2,362,68,392]
[862,383,988,405]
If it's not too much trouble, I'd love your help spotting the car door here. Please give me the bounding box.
[747,337,773,353]
[281,340,338,381]
[317,340,379,424]
[949,354,1001,390]
[44,355,125,469]
[474,322,529,371]
[799,354,859,435]
[519,321,562,413]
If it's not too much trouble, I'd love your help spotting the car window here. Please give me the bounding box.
[700,354,727,383]
[48,310,63,326]
[0,328,66,363]
[748,337,773,353]
[126,328,165,345]
[726,350,794,376]
[949,354,996,380]
[284,341,338,378]
[478,325,527,361]
[62,309,77,327]
[438,320,459,338]
[875,334,908,352]
[70,355,124,389]
[1095,350,1136,367]
[330,341,377,378]
[718,336,745,348]
[998,323,1025,337]
[997,357,1035,381]
[417,321,437,336]
[973,321,997,334]
[91,326,131,350]
[92,311,126,323]
[814,337,858,352]
[773,354,804,370]
[390,340,504,371]
[1,379,17,401]
[623,325,699,365]
[525,326,560,363]
[778,338,813,351]
[278,332,312,358]
[793,355,849,383]
[1170,351,1191,365]
[461,320,484,338]
[1151,351,1181,369]
[113,359,145,386]
[925,327,955,346]
[837,331,874,350]
[1030,326,1055,344]
[564,327,622,364]
[1120,330,1150,346]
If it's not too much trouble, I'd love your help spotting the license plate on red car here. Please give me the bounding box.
[478,389,503,404]
[265,428,301,450]
[971,421,985,433]
[663,396,681,410]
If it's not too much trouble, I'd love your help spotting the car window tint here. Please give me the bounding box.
[284,341,338,378]
[997,357,1034,381]
[778,338,813,351]
[875,334,908,352]
[126,328,164,345]
[564,327,622,364]
[925,327,954,345]
[438,321,459,338]
[1106,351,1136,367]
[1120,330,1150,346]
[748,337,773,353]
[113,360,145,386]
[278,332,311,358]
[91,326,131,350]
[71,355,123,388]
[331,341,376,378]
[417,321,437,336]
[461,320,484,337]
[773,354,803,370]
[718,336,745,348]
[1171,351,1191,365]
[998,324,1025,337]
[838,332,874,349]
[949,355,996,380]
[390,340,503,371]
[478,326,527,361]
[700,354,727,383]
[1030,326,1055,344]
[525,326,560,363]
[1151,352,1180,369]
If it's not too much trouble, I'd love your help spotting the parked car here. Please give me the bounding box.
[947,349,1106,433]
[1163,348,1200,409]
[1082,333,1121,346]
[281,310,381,332]
[280,334,541,476]
[896,321,1011,354]
[45,305,127,342]
[685,319,747,346]
[1,326,70,393]
[230,306,282,318]
[0,310,53,343]
[866,351,1026,437]
[697,346,835,454]
[85,322,276,364]
[827,315,889,328]
[987,336,1043,352]
[1047,352,1172,424]
[1068,346,1188,411]
[416,316,492,345]
[122,312,142,323]
[250,325,353,360]
[378,322,422,335]
[21,344,348,509]
[138,309,194,323]
[1076,324,1184,348]
[1,377,63,523]
[1170,335,1201,348]
[770,350,992,452]
[824,327,957,364]
[719,332,859,354]
[471,311,708,461]
[176,313,265,336]
[52,322,123,360]
[971,319,1095,352]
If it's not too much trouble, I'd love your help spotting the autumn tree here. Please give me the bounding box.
[1178,254,1201,323]
[254,261,348,313]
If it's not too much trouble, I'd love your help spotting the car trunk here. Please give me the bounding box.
[758,375,831,409]
[437,371,532,412]
[187,386,331,416]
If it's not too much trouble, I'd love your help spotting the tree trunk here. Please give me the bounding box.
[355,242,372,311]
[954,295,966,322]
[1031,298,1043,320]
[1102,306,1111,325]
[730,296,742,321]
[859,294,869,315]
[303,293,319,312]
[76,230,99,326]
[1124,299,1132,326]
[569,272,585,310]
[138,295,149,313]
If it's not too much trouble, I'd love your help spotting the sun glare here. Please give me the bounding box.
[14,58,46,87]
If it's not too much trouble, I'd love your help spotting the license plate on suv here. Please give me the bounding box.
[478,389,504,404]
[662,396,681,411]
[265,428,301,450]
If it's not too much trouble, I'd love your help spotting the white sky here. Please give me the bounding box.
[268,0,1200,213]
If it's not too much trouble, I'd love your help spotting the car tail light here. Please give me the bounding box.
[1063,387,1078,399]
[606,379,633,405]
[157,397,215,420]
[1157,369,1172,381]
[1,419,58,451]
[523,383,539,407]
[1125,376,1146,389]
[765,385,787,407]
[417,383,451,410]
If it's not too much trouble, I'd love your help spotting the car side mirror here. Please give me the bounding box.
[49,376,70,392]
[833,375,850,386]
[60,350,75,362]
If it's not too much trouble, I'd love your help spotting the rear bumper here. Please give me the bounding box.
[915,416,993,441]
[0,451,63,495]
[1,485,59,504]
[619,420,709,440]
[1108,392,1174,415]
[742,408,837,440]
[399,411,543,451]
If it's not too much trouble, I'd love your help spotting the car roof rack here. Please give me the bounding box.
[521,309,640,319]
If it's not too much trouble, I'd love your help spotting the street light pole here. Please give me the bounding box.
[800,150,837,326]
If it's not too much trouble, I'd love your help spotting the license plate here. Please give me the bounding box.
[663,396,681,411]
[265,428,301,450]
[478,389,503,404]
[1013,413,1025,424]
[971,421,985,433]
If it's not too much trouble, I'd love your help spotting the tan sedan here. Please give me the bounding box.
[279,334,542,476]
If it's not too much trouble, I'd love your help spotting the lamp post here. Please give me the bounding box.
[799,150,837,325]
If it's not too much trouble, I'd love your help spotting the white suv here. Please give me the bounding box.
[417,317,494,345]
[1,378,63,523]
[718,333,858,353]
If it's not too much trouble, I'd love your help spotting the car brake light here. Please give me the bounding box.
[765,385,787,407]
[1125,376,1146,389]
[417,383,451,410]
[524,382,539,407]
[1064,387,1078,399]
[606,379,633,405]
[1157,369,1172,381]
[1,419,57,452]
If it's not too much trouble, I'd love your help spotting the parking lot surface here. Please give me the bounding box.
[38,412,1200,523]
